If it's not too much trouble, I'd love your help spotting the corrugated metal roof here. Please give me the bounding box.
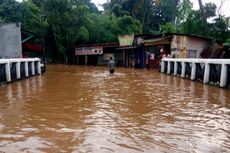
[144,33,215,41]
[144,36,172,43]
[76,43,119,48]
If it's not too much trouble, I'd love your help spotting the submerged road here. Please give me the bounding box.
[0,65,229,152]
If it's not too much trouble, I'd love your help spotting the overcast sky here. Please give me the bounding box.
[92,0,230,17]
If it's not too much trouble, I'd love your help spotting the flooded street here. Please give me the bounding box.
[0,65,229,153]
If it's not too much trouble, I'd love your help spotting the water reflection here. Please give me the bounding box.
[0,65,229,152]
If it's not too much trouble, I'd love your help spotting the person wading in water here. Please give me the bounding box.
[108,57,115,74]
[145,50,151,70]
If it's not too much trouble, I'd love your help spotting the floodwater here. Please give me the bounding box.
[0,65,229,153]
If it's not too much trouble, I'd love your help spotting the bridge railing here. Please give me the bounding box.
[161,58,230,88]
[0,58,42,84]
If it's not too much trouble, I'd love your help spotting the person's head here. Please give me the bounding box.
[110,57,113,60]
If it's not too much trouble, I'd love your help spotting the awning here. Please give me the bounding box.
[144,36,172,46]
[115,46,137,50]
[21,29,41,43]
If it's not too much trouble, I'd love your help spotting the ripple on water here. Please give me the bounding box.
[0,65,229,152]
[0,137,53,153]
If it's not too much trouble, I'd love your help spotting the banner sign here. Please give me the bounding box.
[75,46,103,55]
[118,35,134,46]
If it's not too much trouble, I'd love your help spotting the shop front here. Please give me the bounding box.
[75,46,103,65]
[144,36,172,69]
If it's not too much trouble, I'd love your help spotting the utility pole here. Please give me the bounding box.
[41,0,46,73]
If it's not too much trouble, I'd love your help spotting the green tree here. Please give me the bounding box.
[0,0,21,22]
[180,10,205,35]
[87,14,118,43]
[117,15,142,35]
[87,14,142,44]
[175,0,192,31]
[1,0,229,63]
[20,0,42,33]
[160,22,176,33]
[45,0,91,62]
[198,0,208,33]
[209,16,230,41]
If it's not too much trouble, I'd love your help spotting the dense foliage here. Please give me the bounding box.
[0,0,229,62]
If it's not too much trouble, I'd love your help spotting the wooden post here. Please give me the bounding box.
[77,56,79,65]
[85,55,87,66]
[123,50,125,67]
[161,61,165,73]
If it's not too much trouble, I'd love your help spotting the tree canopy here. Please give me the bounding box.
[0,0,229,62]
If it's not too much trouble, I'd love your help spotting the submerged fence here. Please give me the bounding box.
[0,58,42,85]
[161,58,230,88]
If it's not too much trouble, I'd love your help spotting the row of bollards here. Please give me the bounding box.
[0,58,42,85]
[161,58,230,88]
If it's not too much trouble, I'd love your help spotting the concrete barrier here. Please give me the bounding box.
[0,58,42,84]
[161,58,230,88]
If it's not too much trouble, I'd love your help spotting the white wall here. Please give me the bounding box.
[0,23,22,58]
[171,35,210,58]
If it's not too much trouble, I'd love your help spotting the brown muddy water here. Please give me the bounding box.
[0,65,229,153]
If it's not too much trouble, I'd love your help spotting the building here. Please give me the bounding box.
[74,34,153,68]
[75,43,119,66]
[143,33,214,69]
[115,34,148,68]
[21,29,44,60]
[75,33,215,69]
[0,23,22,58]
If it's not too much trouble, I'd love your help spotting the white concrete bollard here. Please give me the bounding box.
[167,61,171,74]
[16,62,21,79]
[181,62,186,78]
[161,58,230,88]
[220,64,227,87]
[174,61,177,76]
[25,62,29,77]
[32,61,35,75]
[37,61,41,74]
[5,62,11,82]
[0,58,42,84]
[203,63,210,84]
[191,63,196,80]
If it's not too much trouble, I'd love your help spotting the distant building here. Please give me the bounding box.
[74,33,217,69]
[21,29,43,59]
[74,34,152,68]
[75,43,119,66]
[0,23,22,58]
[143,33,214,69]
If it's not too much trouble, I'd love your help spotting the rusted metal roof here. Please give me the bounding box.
[115,46,137,50]
[76,43,119,48]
